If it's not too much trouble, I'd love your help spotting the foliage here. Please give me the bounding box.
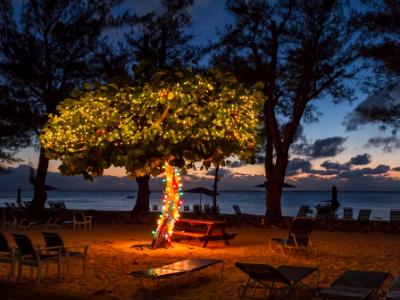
[0,0,128,207]
[210,0,358,222]
[41,70,263,179]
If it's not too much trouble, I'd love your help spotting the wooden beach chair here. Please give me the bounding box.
[386,276,400,300]
[42,232,88,279]
[0,232,16,281]
[270,217,316,255]
[235,262,319,299]
[319,270,391,299]
[12,233,62,284]
[130,258,223,287]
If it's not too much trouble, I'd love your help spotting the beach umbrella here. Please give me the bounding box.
[185,187,218,206]
[255,182,295,188]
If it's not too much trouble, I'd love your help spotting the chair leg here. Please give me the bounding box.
[36,265,41,285]
[83,257,87,277]
[16,263,22,282]
[8,260,16,281]
[57,256,62,282]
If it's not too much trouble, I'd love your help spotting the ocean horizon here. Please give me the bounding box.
[1,189,399,220]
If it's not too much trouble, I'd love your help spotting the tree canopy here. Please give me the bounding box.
[210,0,358,223]
[41,70,263,181]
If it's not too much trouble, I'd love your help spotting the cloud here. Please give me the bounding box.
[320,160,350,171]
[338,164,391,178]
[292,137,347,158]
[393,167,400,172]
[286,158,312,176]
[346,153,372,166]
[345,80,400,131]
[366,136,400,152]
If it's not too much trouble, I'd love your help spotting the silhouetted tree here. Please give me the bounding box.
[0,0,127,210]
[211,0,358,223]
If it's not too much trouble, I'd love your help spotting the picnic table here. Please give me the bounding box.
[173,218,238,247]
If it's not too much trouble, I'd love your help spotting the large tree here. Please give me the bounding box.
[0,0,126,210]
[119,0,198,214]
[41,70,263,216]
[211,0,358,223]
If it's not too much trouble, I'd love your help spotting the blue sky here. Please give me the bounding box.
[7,0,400,191]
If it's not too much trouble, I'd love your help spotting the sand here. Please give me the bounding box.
[1,222,399,299]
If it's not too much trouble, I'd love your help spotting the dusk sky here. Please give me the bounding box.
[9,0,400,191]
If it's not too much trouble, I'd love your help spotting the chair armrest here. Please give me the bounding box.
[64,244,89,249]
[83,216,92,221]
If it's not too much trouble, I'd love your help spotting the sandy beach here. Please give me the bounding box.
[1,218,400,300]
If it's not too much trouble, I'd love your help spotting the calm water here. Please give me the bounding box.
[0,190,399,220]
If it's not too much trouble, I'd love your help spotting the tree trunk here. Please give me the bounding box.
[131,175,150,217]
[212,164,219,213]
[30,147,49,211]
[265,153,289,225]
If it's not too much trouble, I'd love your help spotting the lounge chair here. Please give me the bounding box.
[0,232,16,281]
[386,276,400,300]
[270,217,315,255]
[203,204,211,213]
[183,205,190,212]
[357,209,372,232]
[233,205,243,215]
[42,232,88,279]
[319,270,391,299]
[296,205,311,217]
[130,258,223,287]
[390,210,400,233]
[235,262,318,299]
[193,204,202,213]
[12,233,62,284]
[2,211,17,230]
[152,204,159,211]
[343,207,353,220]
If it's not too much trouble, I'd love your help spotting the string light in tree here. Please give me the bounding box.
[151,162,183,248]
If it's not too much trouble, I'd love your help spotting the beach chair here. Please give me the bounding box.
[357,209,372,232]
[343,207,353,220]
[386,276,400,300]
[235,262,319,299]
[12,233,62,284]
[130,258,223,287]
[296,205,311,217]
[0,232,16,281]
[42,232,88,279]
[270,217,315,255]
[319,270,391,299]
[2,210,18,230]
[389,209,400,233]
[70,211,92,230]
[193,204,202,214]
[233,205,243,215]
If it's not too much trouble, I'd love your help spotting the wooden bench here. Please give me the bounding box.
[173,218,238,247]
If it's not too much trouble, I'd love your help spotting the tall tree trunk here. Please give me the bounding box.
[265,153,289,224]
[212,164,219,212]
[131,175,150,217]
[30,147,49,211]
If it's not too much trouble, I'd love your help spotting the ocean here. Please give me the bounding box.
[1,189,399,220]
